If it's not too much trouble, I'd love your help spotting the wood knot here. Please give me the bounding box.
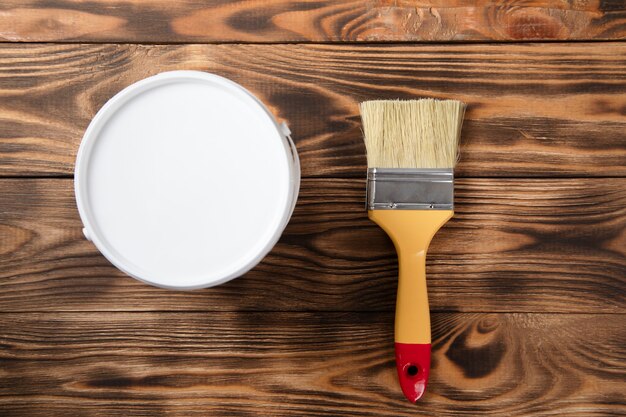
[477,315,500,333]
[445,316,506,378]
[504,9,565,40]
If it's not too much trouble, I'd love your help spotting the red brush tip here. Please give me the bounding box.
[395,343,431,403]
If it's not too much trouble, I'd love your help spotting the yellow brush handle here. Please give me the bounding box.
[368,209,453,402]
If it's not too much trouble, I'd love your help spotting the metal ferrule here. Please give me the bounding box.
[366,168,454,210]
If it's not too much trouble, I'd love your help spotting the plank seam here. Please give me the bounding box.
[0,40,625,46]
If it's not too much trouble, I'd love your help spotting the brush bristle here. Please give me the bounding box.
[359,99,466,169]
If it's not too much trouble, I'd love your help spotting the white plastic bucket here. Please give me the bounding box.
[75,71,300,290]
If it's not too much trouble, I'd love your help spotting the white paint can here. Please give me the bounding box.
[75,71,300,290]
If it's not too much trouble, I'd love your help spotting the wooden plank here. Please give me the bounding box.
[1,178,623,313]
[0,312,623,416]
[1,1,625,43]
[0,43,625,178]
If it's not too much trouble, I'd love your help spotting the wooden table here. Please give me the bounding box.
[1,2,625,416]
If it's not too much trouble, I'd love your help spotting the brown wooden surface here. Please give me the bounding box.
[0,43,625,178]
[1,2,626,416]
[1,1,626,43]
[1,178,624,313]
[0,312,624,416]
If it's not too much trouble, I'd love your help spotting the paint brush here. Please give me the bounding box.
[360,99,466,402]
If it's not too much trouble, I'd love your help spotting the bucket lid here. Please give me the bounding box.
[75,71,298,290]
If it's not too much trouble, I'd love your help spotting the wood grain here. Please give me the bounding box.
[1,43,625,178]
[0,312,623,416]
[1,1,625,43]
[1,1,624,415]
[1,178,623,313]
